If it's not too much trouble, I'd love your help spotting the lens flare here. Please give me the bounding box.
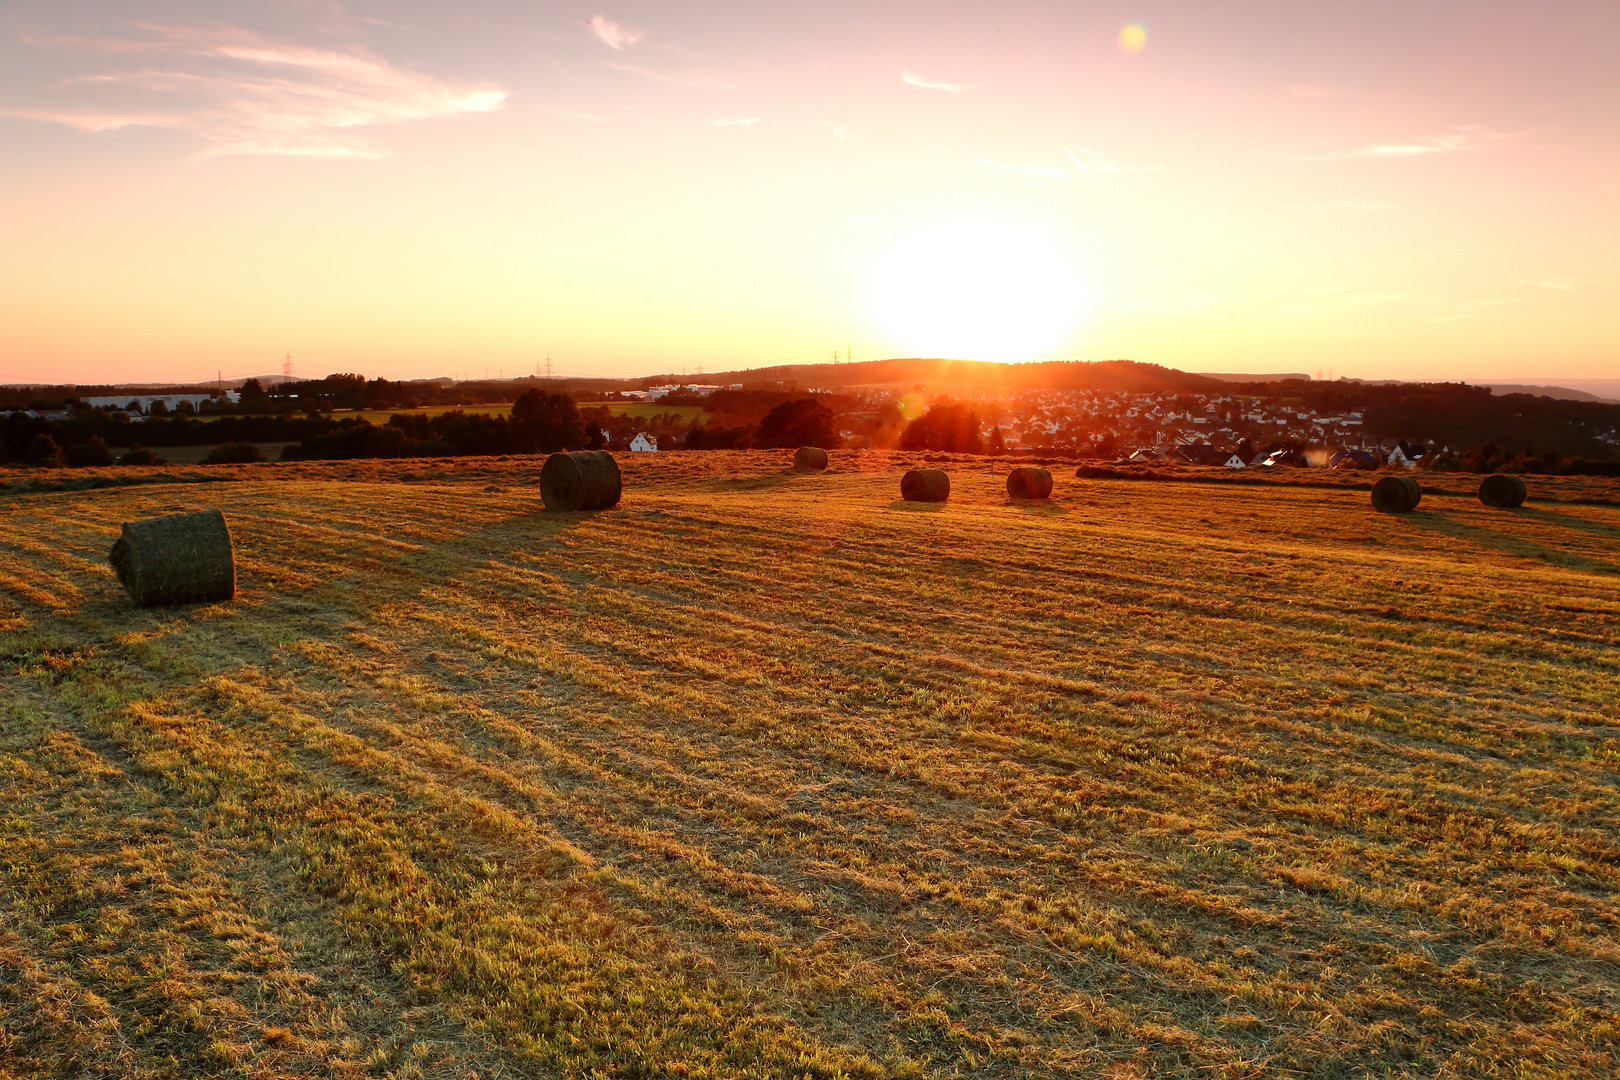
[1118,23,1147,54]
[870,218,1088,364]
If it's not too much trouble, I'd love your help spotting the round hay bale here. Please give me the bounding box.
[1478,473,1527,508]
[540,450,622,511]
[900,468,950,502]
[793,446,829,471]
[108,509,235,608]
[1005,466,1053,500]
[1370,474,1421,513]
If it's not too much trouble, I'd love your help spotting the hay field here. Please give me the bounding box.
[2,452,1617,1078]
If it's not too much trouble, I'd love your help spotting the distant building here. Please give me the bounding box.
[629,433,657,452]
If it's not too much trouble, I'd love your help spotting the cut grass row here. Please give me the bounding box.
[1,457,1617,1076]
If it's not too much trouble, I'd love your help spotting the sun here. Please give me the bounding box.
[869,218,1088,363]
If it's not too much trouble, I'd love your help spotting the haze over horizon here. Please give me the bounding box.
[3,1,1615,387]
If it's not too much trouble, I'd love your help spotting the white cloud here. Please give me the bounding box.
[8,25,506,159]
[1063,146,1159,174]
[901,70,973,92]
[822,122,855,140]
[589,15,644,50]
[1310,125,1513,161]
[979,159,1067,179]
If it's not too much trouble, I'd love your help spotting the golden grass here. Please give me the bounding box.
[2,450,1617,1077]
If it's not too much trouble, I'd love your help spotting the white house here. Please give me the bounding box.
[629,433,657,452]
[1223,454,1246,468]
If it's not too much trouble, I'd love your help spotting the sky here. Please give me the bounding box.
[1,0,1616,385]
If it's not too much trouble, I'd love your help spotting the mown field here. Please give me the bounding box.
[1,451,1617,1078]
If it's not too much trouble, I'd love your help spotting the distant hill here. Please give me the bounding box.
[634,358,1223,394]
[1197,371,1312,383]
[1480,383,1619,404]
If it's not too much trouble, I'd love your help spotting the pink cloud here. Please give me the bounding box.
[901,71,973,92]
[9,25,507,159]
[589,15,644,50]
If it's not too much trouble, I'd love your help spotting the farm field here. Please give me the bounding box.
[574,401,712,425]
[1,451,1617,1077]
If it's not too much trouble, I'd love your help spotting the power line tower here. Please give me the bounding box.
[545,355,554,380]
[283,351,293,379]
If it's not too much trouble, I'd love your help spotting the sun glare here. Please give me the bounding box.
[1118,23,1147,54]
[869,219,1087,364]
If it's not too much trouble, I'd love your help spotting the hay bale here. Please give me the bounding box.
[900,468,950,502]
[108,509,235,608]
[1478,473,1527,508]
[1370,475,1421,513]
[793,446,829,471]
[540,450,622,511]
[1005,466,1053,500]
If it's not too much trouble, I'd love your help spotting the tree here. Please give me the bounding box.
[148,399,170,417]
[901,399,983,453]
[65,436,115,467]
[26,434,63,466]
[753,397,838,449]
[509,389,585,454]
[584,420,607,450]
[987,425,1006,455]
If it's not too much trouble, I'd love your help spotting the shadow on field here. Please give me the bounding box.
[1007,500,1070,515]
[886,500,947,513]
[1408,511,1620,576]
[1517,505,1620,542]
[708,473,795,493]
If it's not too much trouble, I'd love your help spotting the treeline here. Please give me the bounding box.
[0,409,342,464]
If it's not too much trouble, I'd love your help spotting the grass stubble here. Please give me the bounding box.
[0,451,1616,1078]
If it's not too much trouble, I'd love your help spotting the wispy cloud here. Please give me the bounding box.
[589,15,643,50]
[1274,287,1411,320]
[1289,201,1401,212]
[8,25,506,159]
[1122,292,1242,315]
[1063,146,1159,175]
[707,117,760,127]
[901,70,973,92]
[822,122,855,140]
[605,63,729,88]
[1309,125,1513,161]
[979,159,1067,179]
[1428,297,1524,323]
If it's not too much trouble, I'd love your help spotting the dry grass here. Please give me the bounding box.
[2,450,1617,1078]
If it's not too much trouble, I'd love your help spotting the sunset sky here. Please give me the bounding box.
[2,1,1615,386]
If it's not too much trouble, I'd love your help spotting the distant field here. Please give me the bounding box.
[330,404,516,425]
[2,451,1617,1077]
[575,400,711,424]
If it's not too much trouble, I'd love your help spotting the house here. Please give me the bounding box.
[629,433,657,452]
[1328,448,1378,470]
[1222,454,1246,468]
[1174,442,1222,466]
